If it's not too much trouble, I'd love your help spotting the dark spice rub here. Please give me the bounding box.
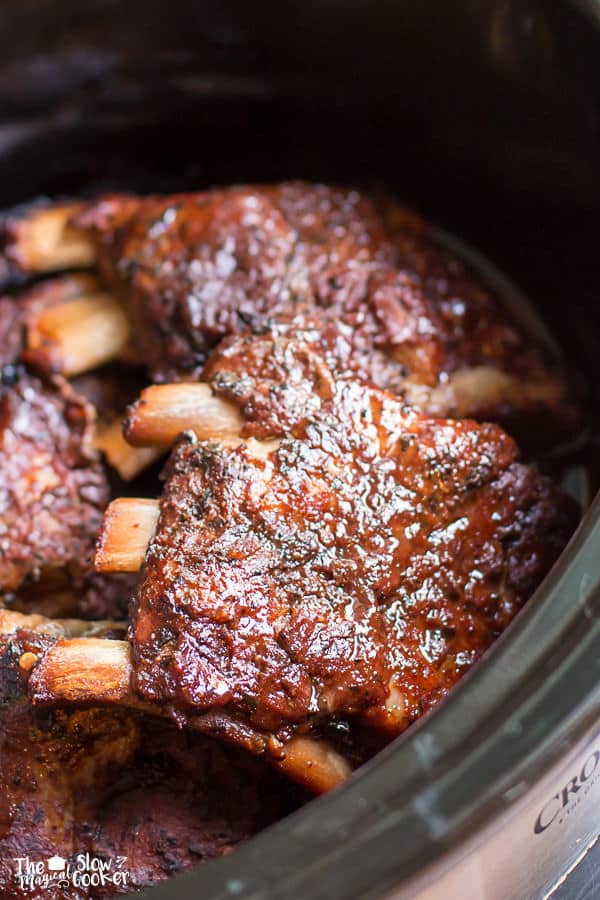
[131,373,578,739]
[74,182,577,441]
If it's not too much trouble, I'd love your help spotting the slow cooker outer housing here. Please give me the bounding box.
[0,1,599,897]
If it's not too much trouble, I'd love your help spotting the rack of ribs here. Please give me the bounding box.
[28,328,579,792]
[0,183,582,805]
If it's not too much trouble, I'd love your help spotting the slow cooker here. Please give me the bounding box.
[0,1,598,897]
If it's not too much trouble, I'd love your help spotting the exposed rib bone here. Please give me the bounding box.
[94,498,160,573]
[29,637,133,703]
[451,365,566,417]
[93,417,164,481]
[125,383,245,447]
[124,383,280,462]
[27,292,130,376]
[2,203,95,274]
[272,734,352,793]
[28,637,352,793]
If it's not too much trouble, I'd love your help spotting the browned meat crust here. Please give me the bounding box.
[72,184,393,379]
[74,183,578,442]
[0,283,144,618]
[131,366,578,740]
[0,625,304,899]
[0,369,107,595]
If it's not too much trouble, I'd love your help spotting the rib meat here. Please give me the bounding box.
[0,618,303,898]
[130,354,578,741]
[0,364,140,620]
[0,367,107,596]
[0,279,149,618]
[73,182,578,443]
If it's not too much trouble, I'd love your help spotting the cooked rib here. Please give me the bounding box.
[30,637,133,703]
[4,188,576,437]
[130,387,577,737]
[199,308,580,449]
[88,361,578,764]
[272,734,353,793]
[29,636,352,793]
[0,280,152,613]
[0,363,140,620]
[123,383,281,468]
[0,368,108,594]
[0,621,303,897]
[65,182,579,444]
[0,185,579,443]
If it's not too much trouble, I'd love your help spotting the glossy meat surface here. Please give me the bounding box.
[0,624,303,898]
[131,367,578,739]
[0,369,107,595]
[74,182,577,440]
